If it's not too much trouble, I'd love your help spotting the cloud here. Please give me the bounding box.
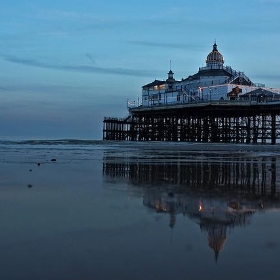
[252,74,280,86]
[129,40,203,51]
[33,7,127,27]
[253,74,280,80]
[35,8,91,21]
[259,0,280,3]
[85,53,96,64]
[3,56,159,78]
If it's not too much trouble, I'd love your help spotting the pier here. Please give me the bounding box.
[103,100,280,144]
[103,43,280,144]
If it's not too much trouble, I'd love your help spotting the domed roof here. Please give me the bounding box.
[206,43,224,66]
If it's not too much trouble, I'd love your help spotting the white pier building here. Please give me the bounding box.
[139,43,280,107]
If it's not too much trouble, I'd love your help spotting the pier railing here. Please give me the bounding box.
[128,98,280,112]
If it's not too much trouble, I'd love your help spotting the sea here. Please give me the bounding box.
[0,139,280,280]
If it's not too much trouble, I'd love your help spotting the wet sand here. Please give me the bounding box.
[0,141,280,280]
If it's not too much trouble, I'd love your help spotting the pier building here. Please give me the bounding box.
[103,43,280,144]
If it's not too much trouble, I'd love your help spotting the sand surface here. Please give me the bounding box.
[0,140,280,280]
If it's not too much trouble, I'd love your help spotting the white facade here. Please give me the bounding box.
[138,43,280,107]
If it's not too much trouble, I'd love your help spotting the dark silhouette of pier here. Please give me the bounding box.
[103,100,280,144]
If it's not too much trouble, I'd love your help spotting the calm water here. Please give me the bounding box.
[0,140,280,280]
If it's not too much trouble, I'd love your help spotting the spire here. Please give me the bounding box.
[214,251,219,264]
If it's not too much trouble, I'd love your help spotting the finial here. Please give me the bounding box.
[170,60,172,71]
[213,40,218,51]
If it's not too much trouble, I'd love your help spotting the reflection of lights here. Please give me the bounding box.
[229,201,239,210]
[199,203,203,211]
[155,203,167,212]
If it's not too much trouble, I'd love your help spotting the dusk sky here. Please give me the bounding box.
[1,0,280,140]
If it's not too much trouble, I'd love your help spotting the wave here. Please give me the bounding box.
[1,139,280,155]
[0,139,105,146]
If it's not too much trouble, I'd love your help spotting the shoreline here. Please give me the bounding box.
[2,139,280,152]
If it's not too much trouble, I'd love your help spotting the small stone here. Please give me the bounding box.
[28,184,33,188]
[51,158,57,162]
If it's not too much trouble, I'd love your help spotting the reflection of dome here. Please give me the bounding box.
[207,225,227,263]
[206,43,224,68]
[143,192,259,262]
[208,235,227,253]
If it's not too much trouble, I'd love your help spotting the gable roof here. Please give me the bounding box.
[240,88,276,97]
[142,79,166,89]
[183,69,233,82]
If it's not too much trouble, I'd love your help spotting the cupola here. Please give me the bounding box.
[166,60,175,83]
[206,42,224,69]
[166,69,175,83]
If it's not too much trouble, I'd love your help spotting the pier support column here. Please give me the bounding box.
[271,113,276,145]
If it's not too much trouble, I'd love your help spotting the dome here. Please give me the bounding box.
[206,43,224,68]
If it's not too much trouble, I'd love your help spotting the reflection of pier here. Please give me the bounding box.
[103,155,279,196]
[103,154,280,261]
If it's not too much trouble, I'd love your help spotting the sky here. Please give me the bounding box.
[1,0,280,140]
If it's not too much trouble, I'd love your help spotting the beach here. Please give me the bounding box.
[0,140,280,280]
